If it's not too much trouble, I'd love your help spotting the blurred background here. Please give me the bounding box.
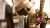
[0,0,50,28]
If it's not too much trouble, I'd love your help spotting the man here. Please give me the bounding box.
[40,12,48,28]
[5,0,14,28]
